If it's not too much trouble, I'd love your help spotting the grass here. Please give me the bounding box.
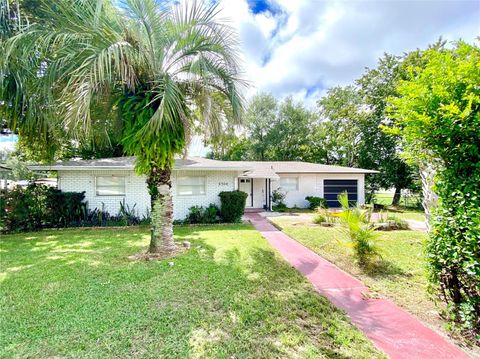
[0,225,383,358]
[269,217,443,332]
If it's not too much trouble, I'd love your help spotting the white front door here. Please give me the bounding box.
[239,178,252,207]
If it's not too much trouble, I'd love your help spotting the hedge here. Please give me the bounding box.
[219,191,248,223]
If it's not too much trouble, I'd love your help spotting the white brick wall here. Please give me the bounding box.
[58,169,239,221]
[172,170,238,220]
[58,169,366,219]
[58,170,151,218]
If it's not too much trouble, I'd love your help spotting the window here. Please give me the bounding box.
[177,176,206,196]
[280,177,298,191]
[95,176,126,196]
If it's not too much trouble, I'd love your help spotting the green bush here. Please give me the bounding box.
[386,214,409,230]
[272,203,288,212]
[305,196,328,210]
[219,191,248,223]
[312,213,326,224]
[338,192,379,267]
[428,186,480,338]
[1,184,87,232]
[272,189,287,212]
[186,204,219,224]
[388,42,480,336]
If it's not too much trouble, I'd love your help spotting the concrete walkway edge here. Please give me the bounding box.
[245,213,470,359]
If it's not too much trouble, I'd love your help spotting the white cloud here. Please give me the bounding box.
[216,0,480,107]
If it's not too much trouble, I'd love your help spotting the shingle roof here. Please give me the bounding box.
[29,156,378,174]
[223,160,379,174]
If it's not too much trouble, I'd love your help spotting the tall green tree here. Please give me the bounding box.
[268,96,313,161]
[209,94,313,162]
[1,0,244,255]
[316,86,364,167]
[356,54,416,204]
[388,41,480,336]
[242,93,277,160]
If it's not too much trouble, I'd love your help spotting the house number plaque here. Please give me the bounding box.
[218,182,229,186]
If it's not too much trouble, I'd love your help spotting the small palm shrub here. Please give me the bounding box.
[337,192,379,266]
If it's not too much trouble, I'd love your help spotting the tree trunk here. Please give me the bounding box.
[419,162,438,232]
[146,165,175,254]
[391,187,401,206]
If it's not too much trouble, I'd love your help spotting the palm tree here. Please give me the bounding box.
[1,0,245,255]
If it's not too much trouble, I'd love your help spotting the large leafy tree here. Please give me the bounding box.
[1,0,245,255]
[356,54,416,204]
[209,94,313,162]
[388,41,479,337]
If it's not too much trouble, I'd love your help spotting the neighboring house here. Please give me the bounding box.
[30,157,378,220]
[0,164,12,190]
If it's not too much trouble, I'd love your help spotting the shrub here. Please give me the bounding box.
[219,191,248,223]
[305,196,328,210]
[186,204,219,224]
[272,189,288,212]
[118,200,140,226]
[0,185,147,231]
[47,190,88,227]
[1,184,60,232]
[386,214,409,230]
[312,213,326,224]
[338,192,379,266]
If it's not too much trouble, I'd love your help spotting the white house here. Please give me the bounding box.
[30,157,378,220]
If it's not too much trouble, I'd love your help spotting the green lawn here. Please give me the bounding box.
[0,225,383,358]
[269,217,443,334]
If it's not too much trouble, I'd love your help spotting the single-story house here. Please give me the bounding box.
[30,157,378,220]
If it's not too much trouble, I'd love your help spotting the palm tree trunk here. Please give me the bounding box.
[146,165,175,254]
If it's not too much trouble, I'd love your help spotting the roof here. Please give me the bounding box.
[28,157,250,172]
[238,167,280,180]
[28,156,379,174]
[223,161,379,174]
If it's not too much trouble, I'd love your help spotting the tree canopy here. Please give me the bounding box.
[1,0,245,254]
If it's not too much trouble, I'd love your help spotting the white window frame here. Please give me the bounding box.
[177,175,206,196]
[95,176,126,196]
[280,177,299,191]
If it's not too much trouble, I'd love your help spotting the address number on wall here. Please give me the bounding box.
[218,182,230,186]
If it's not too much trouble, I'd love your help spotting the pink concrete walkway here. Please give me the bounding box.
[245,213,470,359]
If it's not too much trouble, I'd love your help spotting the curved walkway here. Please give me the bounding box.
[245,213,470,359]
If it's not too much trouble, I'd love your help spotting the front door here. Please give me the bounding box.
[239,178,252,207]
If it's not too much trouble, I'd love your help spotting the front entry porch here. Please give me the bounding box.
[237,168,279,210]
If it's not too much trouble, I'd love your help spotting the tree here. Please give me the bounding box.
[208,94,313,162]
[316,86,364,167]
[356,54,416,205]
[243,93,277,160]
[388,41,480,337]
[1,0,244,255]
[268,96,313,161]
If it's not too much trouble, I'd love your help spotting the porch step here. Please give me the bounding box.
[245,208,264,213]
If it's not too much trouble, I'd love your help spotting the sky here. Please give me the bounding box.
[215,0,480,106]
[2,0,479,156]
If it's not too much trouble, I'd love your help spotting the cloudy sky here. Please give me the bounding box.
[215,0,480,106]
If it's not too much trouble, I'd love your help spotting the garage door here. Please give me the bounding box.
[323,179,358,208]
